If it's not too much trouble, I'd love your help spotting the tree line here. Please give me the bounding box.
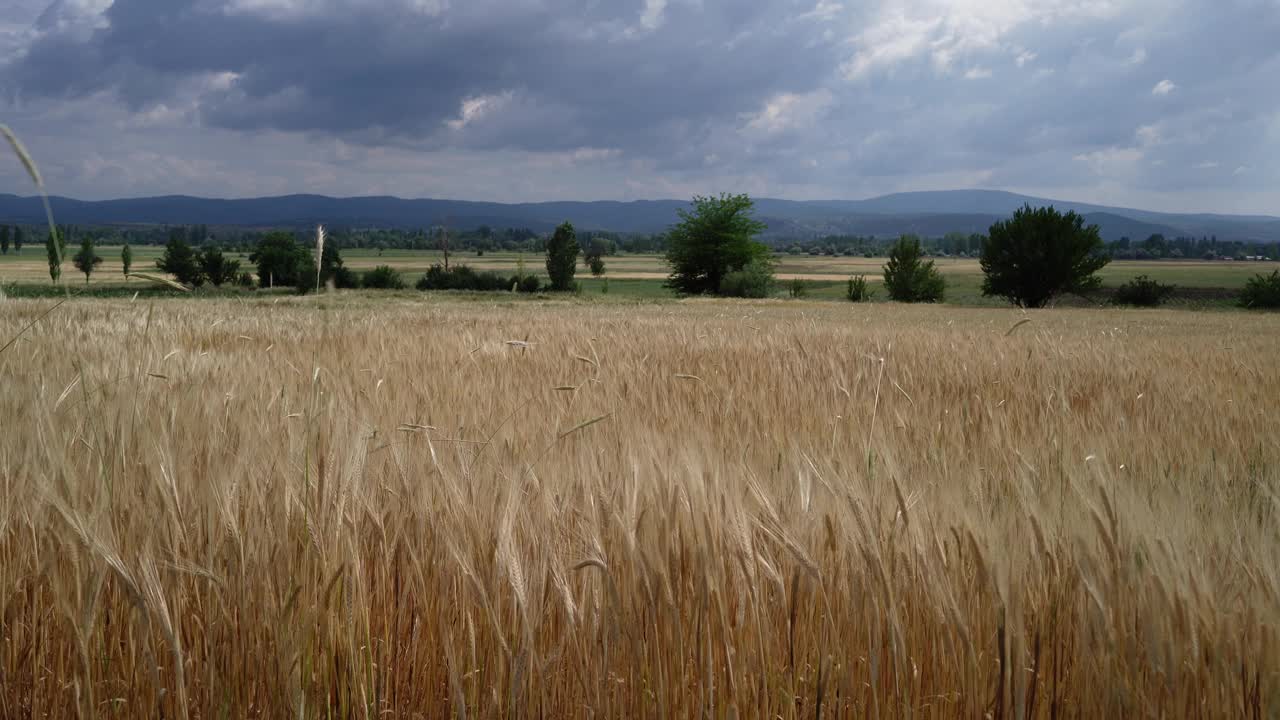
[3,220,1275,263]
[9,198,1280,309]
[1107,234,1278,261]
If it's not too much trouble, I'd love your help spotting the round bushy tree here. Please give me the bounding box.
[982,205,1109,308]
[664,193,769,295]
[249,231,307,288]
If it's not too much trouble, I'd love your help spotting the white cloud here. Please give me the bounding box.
[964,67,992,79]
[1151,79,1177,96]
[1074,146,1144,176]
[446,92,514,130]
[639,0,667,31]
[799,0,844,22]
[568,147,622,163]
[741,90,834,134]
[1135,124,1161,146]
[843,0,1122,79]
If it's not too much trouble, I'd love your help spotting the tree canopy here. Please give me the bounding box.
[981,205,1109,308]
[545,221,579,291]
[883,235,945,303]
[249,231,307,288]
[72,236,102,282]
[664,193,769,295]
[199,246,241,287]
[157,234,203,286]
[45,230,64,284]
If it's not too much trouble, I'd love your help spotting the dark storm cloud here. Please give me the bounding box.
[0,0,1277,211]
[5,0,844,152]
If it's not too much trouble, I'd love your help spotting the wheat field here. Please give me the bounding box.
[1,295,1277,718]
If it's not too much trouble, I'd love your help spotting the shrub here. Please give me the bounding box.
[588,255,606,277]
[332,265,360,289]
[236,271,255,288]
[1239,270,1280,309]
[719,257,776,298]
[788,278,808,298]
[1113,275,1176,306]
[846,275,873,302]
[362,265,406,290]
[883,235,945,303]
[516,275,541,293]
[416,264,512,292]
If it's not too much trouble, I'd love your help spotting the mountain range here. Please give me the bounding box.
[1,190,1277,243]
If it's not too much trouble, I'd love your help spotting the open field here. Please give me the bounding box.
[1,296,1277,717]
[3,247,1277,304]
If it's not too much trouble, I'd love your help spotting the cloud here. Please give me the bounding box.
[741,90,834,134]
[0,0,1277,214]
[447,92,515,131]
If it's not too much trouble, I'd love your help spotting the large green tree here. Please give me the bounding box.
[883,235,945,303]
[13,226,23,254]
[981,205,1109,308]
[297,244,358,292]
[199,246,241,287]
[0,226,9,255]
[664,193,769,295]
[72,236,102,283]
[156,234,203,286]
[545,221,580,291]
[249,231,307,288]
[121,243,133,279]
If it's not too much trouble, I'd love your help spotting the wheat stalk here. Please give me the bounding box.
[315,224,326,293]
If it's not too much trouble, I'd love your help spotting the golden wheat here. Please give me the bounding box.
[1,296,1277,718]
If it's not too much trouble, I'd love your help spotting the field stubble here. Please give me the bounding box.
[1,296,1277,717]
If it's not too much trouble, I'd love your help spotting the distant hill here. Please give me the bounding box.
[0,190,1275,243]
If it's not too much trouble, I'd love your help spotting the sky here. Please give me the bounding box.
[0,0,1278,213]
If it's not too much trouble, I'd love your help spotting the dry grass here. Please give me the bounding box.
[1,296,1277,718]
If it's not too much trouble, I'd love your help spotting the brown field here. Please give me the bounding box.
[2,296,1278,717]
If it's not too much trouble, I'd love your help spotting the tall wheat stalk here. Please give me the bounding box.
[314,224,327,293]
